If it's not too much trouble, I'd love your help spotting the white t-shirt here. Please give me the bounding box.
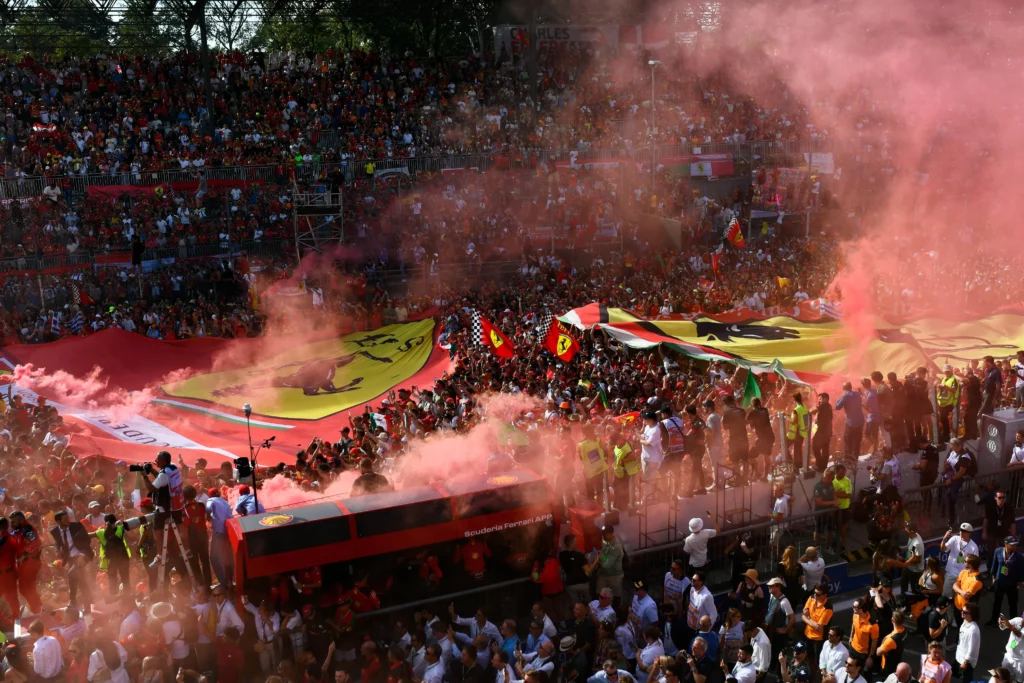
[1011,444,1024,466]
[773,494,791,529]
[943,535,978,575]
[684,529,718,567]
[906,534,926,573]
[800,558,825,590]
[1014,362,1024,388]
[162,620,191,660]
[641,423,664,464]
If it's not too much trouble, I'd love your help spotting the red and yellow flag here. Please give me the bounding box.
[543,319,580,362]
[727,217,746,248]
[474,312,516,359]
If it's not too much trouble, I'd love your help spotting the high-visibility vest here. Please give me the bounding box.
[792,404,810,438]
[937,375,960,407]
[95,525,131,572]
[613,443,640,478]
[578,439,608,478]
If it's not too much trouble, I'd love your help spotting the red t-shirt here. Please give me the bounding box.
[296,566,322,596]
[217,642,244,683]
[456,541,490,575]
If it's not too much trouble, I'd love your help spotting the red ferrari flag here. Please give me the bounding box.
[540,316,580,362]
[727,217,746,248]
[613,411,641,426]
[472,310,516,359]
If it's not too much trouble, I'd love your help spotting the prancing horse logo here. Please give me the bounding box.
[695,321,801,342]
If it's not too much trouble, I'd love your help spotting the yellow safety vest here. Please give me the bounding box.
[613,443,641,478]
[95,526,131,572]
[791,404,810,438]
[937,375,960,407]
[578,439,609,478]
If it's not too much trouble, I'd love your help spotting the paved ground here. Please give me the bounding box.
[825,586,1010,679]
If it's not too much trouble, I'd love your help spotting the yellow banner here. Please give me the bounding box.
[637,314,1024,376]
[162,320,435,419]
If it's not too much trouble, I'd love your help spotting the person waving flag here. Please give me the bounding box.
[472,310,515,359]
[727,216,746,248]
[537,314,580,362]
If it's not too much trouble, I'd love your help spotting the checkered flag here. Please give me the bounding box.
[470,310,484,345]
[470,309,516,358]
[71,281,81,305]
[535,313,554,342]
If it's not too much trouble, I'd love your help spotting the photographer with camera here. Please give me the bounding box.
[137,450,189,589]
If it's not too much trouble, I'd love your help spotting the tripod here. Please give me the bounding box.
[156,513,197,589]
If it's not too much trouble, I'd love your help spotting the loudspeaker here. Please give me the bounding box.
[979,409,1024,470]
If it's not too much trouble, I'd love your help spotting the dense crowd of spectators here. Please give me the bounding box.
[0,48,820,181]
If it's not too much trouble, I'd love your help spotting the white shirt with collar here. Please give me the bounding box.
[750,628,772,673]
[408,646,427,679]
[819,640,849,676]
[522,652,554,675]
[423,660,445,683]
[33,635,64,679]
[835,671,866,683]
[243,602,281,643]
[540,613,557,639]
[732,661,757,683]
[214,599,246,636]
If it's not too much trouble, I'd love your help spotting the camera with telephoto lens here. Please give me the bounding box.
[123,512,156,531]
[128,463,154,474]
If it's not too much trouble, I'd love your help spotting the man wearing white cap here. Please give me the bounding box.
[684,511,720,572]
[83,502,105,532]
[940,524,979,600]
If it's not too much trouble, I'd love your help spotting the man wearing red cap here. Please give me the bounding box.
[234,485,265,516]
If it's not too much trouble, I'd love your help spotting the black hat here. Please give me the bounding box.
[633,579,647,591]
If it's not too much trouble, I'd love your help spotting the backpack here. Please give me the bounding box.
[958,449,978,478]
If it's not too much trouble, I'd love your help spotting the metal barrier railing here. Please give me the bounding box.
[0,138,836,201]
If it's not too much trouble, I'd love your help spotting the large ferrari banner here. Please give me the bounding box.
[0,319,451,464]
[560,304,1024,378]
[162,320,435,420]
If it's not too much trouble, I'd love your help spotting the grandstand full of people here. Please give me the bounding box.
[0,5,1020,683]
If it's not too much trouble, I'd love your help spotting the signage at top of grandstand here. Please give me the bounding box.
[494,25,620,55]
[494,25,674,56]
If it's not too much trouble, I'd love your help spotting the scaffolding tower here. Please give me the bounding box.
[292,180,344,264]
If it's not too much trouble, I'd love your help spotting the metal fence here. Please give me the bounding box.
[0,138,835,202]
[335,461,1017,638]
